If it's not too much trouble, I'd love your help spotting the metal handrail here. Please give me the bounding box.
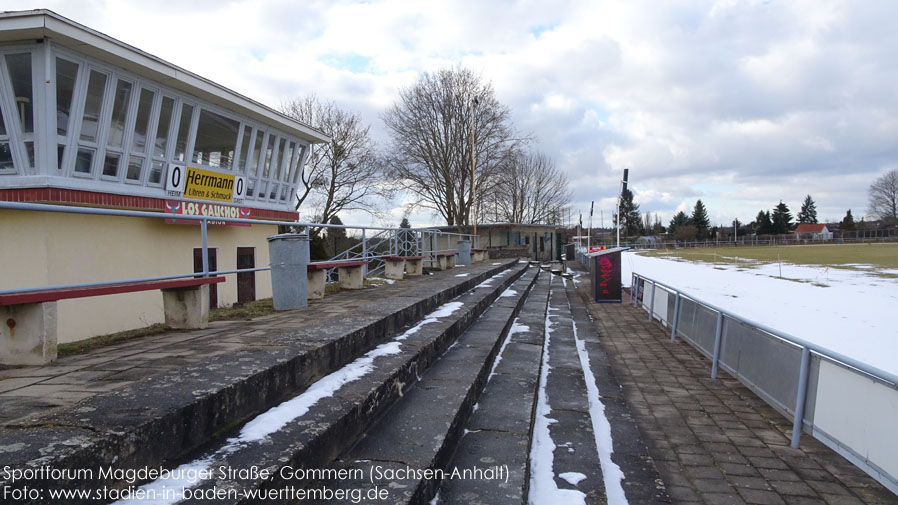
[631,272,898,389]
[0,201,479,295]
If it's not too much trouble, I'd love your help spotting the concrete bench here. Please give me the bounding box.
[0,277,225,366]
[307,260,369,299]
[433,252,457,271]
[471,249,488,262]
[382,256,425,280]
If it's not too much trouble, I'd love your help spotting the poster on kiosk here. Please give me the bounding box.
[587,247,628,303]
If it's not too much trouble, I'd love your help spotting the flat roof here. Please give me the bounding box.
[0,9,330,144]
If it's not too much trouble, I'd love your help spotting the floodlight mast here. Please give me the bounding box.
[588,201,594,251]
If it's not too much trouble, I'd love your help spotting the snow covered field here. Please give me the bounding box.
[621,251,898,377]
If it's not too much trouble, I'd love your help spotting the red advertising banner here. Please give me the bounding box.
[164,200,251,226]
[592,250,622,303]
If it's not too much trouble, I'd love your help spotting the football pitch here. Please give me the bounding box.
[641,243,898,272]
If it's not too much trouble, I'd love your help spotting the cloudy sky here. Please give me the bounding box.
[11,0,897,227]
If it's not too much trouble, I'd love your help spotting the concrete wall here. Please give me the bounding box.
[1,209,276,343]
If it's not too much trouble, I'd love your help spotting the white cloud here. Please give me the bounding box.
[7,0,898,226]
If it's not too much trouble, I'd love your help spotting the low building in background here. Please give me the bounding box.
[794,224,833,241]
[430,223,560,262]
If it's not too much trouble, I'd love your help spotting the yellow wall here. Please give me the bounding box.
[1,209,277,343]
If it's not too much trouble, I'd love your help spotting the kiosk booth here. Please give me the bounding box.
[0,10,329,350]
[586,247,628,303]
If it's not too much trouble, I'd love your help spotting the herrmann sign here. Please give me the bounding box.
[165,164,246,204]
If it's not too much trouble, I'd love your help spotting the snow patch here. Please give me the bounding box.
[114,300,466,504]
[528,287,587,505]
[455,273,470,277]
[499,288,517,298]
[489,320,528,380]
[571,317,628,504]
[559,472,587,486]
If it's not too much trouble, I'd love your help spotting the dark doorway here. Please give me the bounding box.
[193,247,218,309]
[236,247,256,304]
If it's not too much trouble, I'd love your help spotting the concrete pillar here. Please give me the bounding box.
[405,258,424,276]
[385,258,406,280]
[457,239,472,266]
[163,285,210,329]
[1,302,57,366]
[339,265,365,289]
[267,233,310,310]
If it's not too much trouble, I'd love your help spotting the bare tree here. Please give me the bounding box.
[486,150,570,224]
[382,66,523,226]
[280,95,381,226]
[868,169,898,222]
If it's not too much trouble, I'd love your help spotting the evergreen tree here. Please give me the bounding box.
[668,211,690,233]
[841,209,856,231]
[399,217,411,228]
[615,189,642,237]
[771,201,794,234]
[798,195,818,224]
[755,210,773,235]
[691,200,711,239]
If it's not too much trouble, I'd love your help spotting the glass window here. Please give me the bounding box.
[280,184,289,201]
[247,178,255,197]
[269,183,278,200]
[293,145,306,184]
[273,138,286,180]
[148,159,165,184]
[0,104,11,171]
[102,152,120,177]
[0,143,12,171]
[262,135,275,178]
[257,181,268,200]
[23,142,34,168]
[192,109,239,169]
[131,88,154,154]
[80,70,107,142]
[284,141,296,182]
[154,96,174,158]
[249,131,263,176]
[55,58,79,136]
[5,53,33,134]
[106,79,132,148]
[57,145,65,168]
[74,148,93,174]
[174,103,193,161]
[237,126,252,172]
[126,156,143,181]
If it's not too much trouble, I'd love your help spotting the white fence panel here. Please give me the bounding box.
[812,360,898,494]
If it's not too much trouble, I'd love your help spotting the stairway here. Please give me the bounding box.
[23,262,667,505]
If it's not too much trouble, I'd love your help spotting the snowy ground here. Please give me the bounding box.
[621,252,898,377]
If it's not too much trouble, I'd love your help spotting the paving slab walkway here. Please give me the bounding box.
[571,273,897,505]
[0,261,511,426]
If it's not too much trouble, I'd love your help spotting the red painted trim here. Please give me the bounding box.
[0,277,225,306]
[307,261,369,270]
[0,188,298,221]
